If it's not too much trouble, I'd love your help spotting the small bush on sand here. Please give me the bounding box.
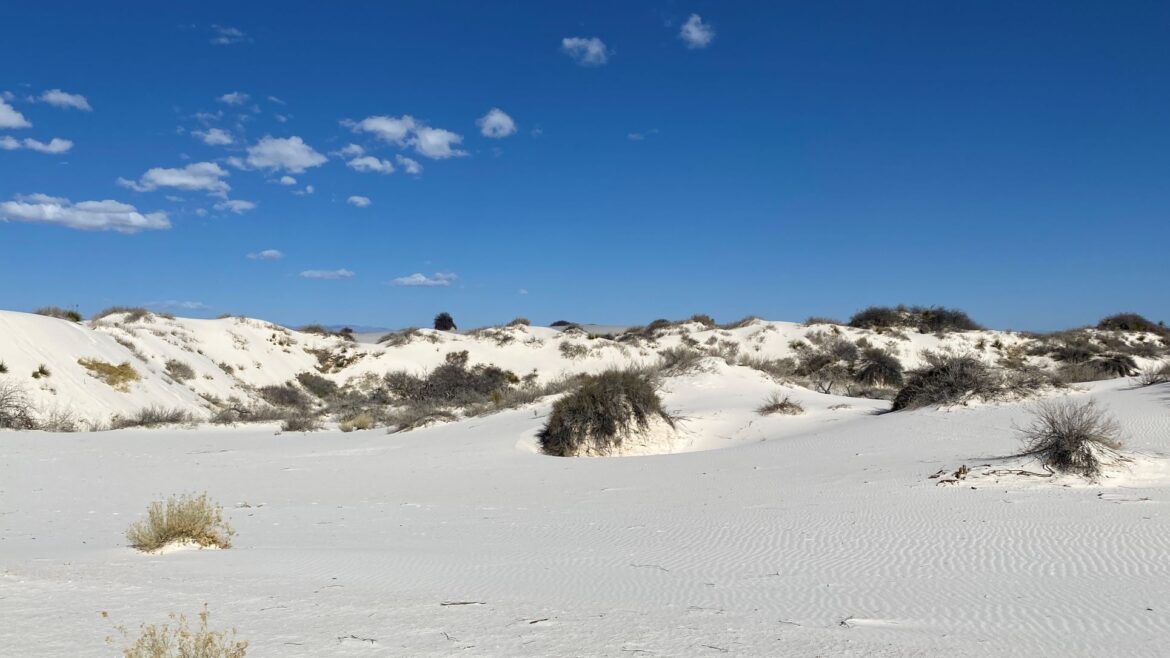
[804,316,843,326]
[209,403,287,425]
[892,353,1002,411]
[848,305,982,333]
[687,313,716,328]
[0,360,7,374]
[93,306,153,323]
[1016,398,1125,478]
[1056,354,1138,383]
[433,312,457,331]
[757,392,804,416]
[558,341,589,360]
[295,371,338,399]
[34,306,82,322]
[32,363,51,379]
[738,355,798,380]
[658,346,705,375]
[0,381,37,429]
[853,348,904,387]
[164,359,195,382]
[385,404,458,432]
[114,606,248,658]
[538,369,672,457]
[126,493,233,552]
[718,316,761,330]
[79,358,140,392]
[280,415,321,432]
[506,317,531,327]
[1138,361,1170,386]
[339,414,375,432]
[1097,313,1163,334]
[258,383,311,409]
[112,407,195,429]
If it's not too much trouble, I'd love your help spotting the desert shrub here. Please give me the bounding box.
[718,316,761,330]
[164,359,195,382]
[1057,354,1137,383]
[645,318,673,333]
[32,364,50,379]
[299,323,330,335]
[688,313,716,328]
[34,306,82,322]
[78,358,140,391]
[339,414,375,432]
[1046,336,1102,363]
[658,346,705,375]
[853,348,904,387]
[804,316,842,326]
[257,383,311,409]
[738,355,798,379]
[209,402,287,425]
[384,404,458,432]
[112,406,195,429]
[0,360,7,374]
[558,341,589,359]
[550,320,573,327]
[37,406,79,432]
[757,392,804,416]
[1016,398,1124,478]
[379,327,425,346]
[848,305,982,333]
[296,371,338,399]
[126,493,234,552]
[433,312,457,331]
[1097,313,1163,333]
[93,306,152,323]
[1138,360,1170,386]
[116,606,248,658]
[892,352,1003,411]
[507,317,531,326]
[538,369,672,457]
[280,415,321,432]
[0,381,37,430]
[383,351,516,407]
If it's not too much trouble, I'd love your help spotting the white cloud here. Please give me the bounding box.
[267,96,285,105]
[293,184,315,196]
[218,91,250,105]
[193,127,233,146]
[396,155,422,174]
[210,24,248,45]
[337,143,365,157]
[0,136,73,154]
[118,162,230,196]
[278,175,296,186]
[194,110,223,124]
[411,127,466,159]
[248,249,284,260]
[346,115,416,145]
[214,199,256,214]
[274,114,289,123]
[149,300,209,311]
[0,193,170,233]
[300,269,354,280]
[561,37,609,66]
[0,98,31,128]
[246,135,327,173]
[389,271,457,287]
[477,108,516,138]
[679,14,715,49]
[627,128,658,141]
[224,156,246,169]
[39,89,92,111]
[347,155,394,174]
[347,195,371,208]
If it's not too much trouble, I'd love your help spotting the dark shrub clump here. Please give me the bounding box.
[1016,398,1124,478]
[296,371,339,399]
[433,312,457,331]
[538,369,672,457]
[854,348,904,387]
[34,306,83,322]
[848,305,982,333]
[164,359,196,382]
[384,351,515,407]
[93,306,153,323]
[111,407,195,429]
[1097,313,1163,333]
[892,353,1002,411]
[258,383,311,409]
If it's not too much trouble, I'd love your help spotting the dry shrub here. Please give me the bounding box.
[558,341,589,359]
[1056,354,1138,383]
[126,493,234,552]
[892,352,1002,411]
[114,606,248,658]
[258,383,311,410]
[280,415,321,432]
[1097,313,1164,334]
[1016,398,1125,478]
[738,355,798,380]
[757,392,804,416]
[165,359,195,382]
[657,346,705,375]
[506,317,531,326]
[111,407,195,429]
[295,371,338,399]
[384,404,457,432]
[339,414,375,432]
[1138,360,1170,386]
[538,369,672,457]
[79,358,141,392]
[848,305,982,333]
[0,381,37,429]
[853,348,904,387]
[93,306,153,323]
[34,306,82,322]
[687,313,716,328]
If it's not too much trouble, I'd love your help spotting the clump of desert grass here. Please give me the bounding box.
[92,306,153,323]
[34,306,82,322]
[657,346,706,375]
[108,605,248,658]
[1138,360,1170,387]
[1015,398,1127,478]
[757,392,804,416]
[79,358,141,392]
[111,407,196,429]
[339,414,375,432]
[280,414,321,432]
[164,359,195,382]
[126,493,234,553]
[538,368,673,457]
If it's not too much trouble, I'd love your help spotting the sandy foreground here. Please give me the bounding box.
[2,375,1168,657]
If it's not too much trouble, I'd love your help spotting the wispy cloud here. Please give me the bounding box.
[679,14,715,49]
[561,37,609,66]
[39,89,92,111]
[118,162,230,196]
[0,136,73,154]
[213,199,256,214]
[627,128,659,141]
[347,195,371,207]
[192,127,233,146]
[389,271,457,287]
[148,300,210,311]
[301,268,354,280]
[477,108,517,138]
[218,91,250,105]
[247,249,284,260]
[396,155,423,174]
[210,25,248,46]
[0,193,169,233]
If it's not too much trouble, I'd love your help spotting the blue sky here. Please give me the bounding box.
[1,1,1167,331]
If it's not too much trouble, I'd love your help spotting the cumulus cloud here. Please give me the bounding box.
[561,37,609,66]
[246,135,327,173]
[218,91,250,105]
[300,269,354,280]
[0,98,31,128]
[210,24,248,45]
[389,271,457,287]
[477,108,517,138]
[118,162,230,196]
[346,155,394,174]
[345,115,416,145]
[337,143,365,157]
[411,126,466,159]
[0,136,73,154]
[247,249,284,260]
[0,193,170,233]
[345,115,466,160]
[396,155,422,174]
[192,127,233,146]
[39,89,92,111]
[214,199,256,214]
[347,195,371,207]
[278,175,296,186]
[679,14,715,49]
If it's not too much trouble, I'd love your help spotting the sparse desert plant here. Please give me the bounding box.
[687,313,716,328]
[433,312,457,331]
[209,402,288,425]
[296,371,338,399]
[848,305,982,333]
[111,406,195,429]
[804,316,843,326]
[384,351,517,407]
[339,414,375,432]
[34,306,82,322]
[164,359,195,382]
[38,406,79,432]
[1097,313,1164,334]
[31,363,51,379]
[1138,360,1170,386]
[93,306,153,323]
[658,346,705,375]
[384,404,458,432]
[757,392,804,416]
[126,493,234,552]
[79,358,140,391]
[892,352,1004,411]
[538,369,673,457]
[558,341,589,359]
[738,355,798,379]
[507,317,531,327]
[0,381,37,430]
[114,606,248,658]
[1056,354,1138,383]
[258,383,311,410]
[853,348,904,387]
[0,360,7,374]
[718,315,761,330]
[379,327,424,346]
[1016,398,1125,478]
[280,414,321,432]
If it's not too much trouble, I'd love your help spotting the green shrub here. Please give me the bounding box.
[34,306,82,322]
[93,306,152,323]
[31,364,50,379]
[1097,313,1163,333]
[538,369,672,457]
[296,371,338,399]
[78,358,140,391]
